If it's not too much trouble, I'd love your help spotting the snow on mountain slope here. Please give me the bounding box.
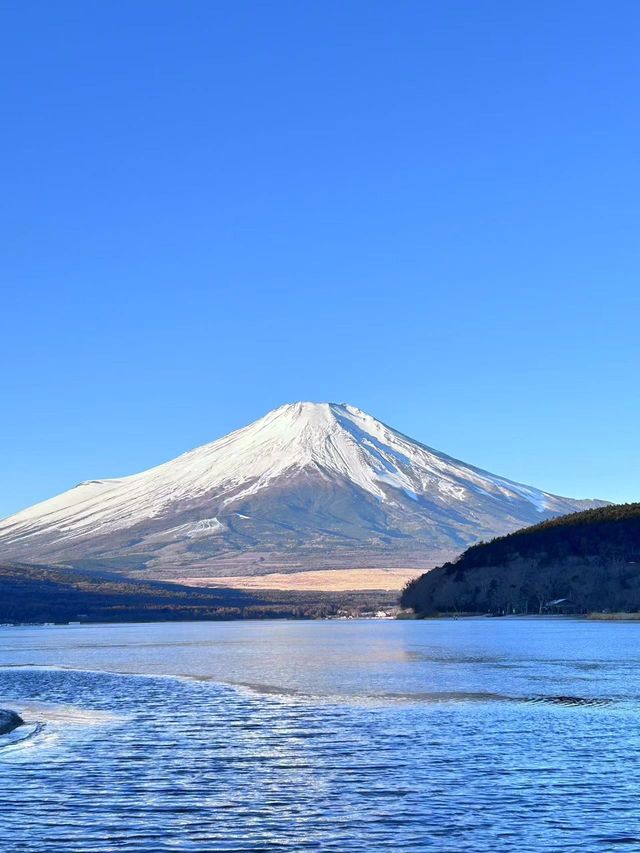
[0,402,608,578]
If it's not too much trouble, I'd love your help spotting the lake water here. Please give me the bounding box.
[1,618,640,851]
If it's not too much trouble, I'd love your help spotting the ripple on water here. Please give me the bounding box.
[0,664,639,852]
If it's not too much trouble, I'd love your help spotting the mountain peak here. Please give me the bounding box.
[0,402,608,577]
[265,400,362,425]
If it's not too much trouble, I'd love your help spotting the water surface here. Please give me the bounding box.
[1,618,640,850]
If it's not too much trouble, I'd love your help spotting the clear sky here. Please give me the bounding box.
[1,0,638,517]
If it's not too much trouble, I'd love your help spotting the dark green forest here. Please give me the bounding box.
[401,503,640,615]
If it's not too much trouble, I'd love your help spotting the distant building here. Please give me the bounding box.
[543,598,578,614]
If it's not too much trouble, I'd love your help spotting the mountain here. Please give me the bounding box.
[401,502,640,615]
[0,402,607,580]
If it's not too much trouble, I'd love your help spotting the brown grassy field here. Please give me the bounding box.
[587,612,640,620]
[173,567,425,592]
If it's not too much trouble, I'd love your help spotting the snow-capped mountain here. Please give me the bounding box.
[0,402,608,578]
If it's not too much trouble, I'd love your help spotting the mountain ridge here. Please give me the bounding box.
[0,402,608,579]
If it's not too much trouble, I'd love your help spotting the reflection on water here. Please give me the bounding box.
[1,619,640,850]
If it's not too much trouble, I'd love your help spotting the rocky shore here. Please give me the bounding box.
[0,709,23,735]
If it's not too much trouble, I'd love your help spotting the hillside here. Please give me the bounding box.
[401,503,640,615]
[0,563,396,624]
[0,402,606,581]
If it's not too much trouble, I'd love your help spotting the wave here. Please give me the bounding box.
[16,702,124,725]
[0,722,48,754]
[221,680,620,709]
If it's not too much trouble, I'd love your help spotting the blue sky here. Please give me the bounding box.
[1,1,638,517]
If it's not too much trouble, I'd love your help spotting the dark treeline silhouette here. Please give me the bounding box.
[401,503,640,615]
[0,563,397,623]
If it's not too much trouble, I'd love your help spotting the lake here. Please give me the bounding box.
[1,618,640,851]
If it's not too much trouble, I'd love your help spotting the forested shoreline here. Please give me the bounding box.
[0,563,397,623]
[402,503,640,615]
